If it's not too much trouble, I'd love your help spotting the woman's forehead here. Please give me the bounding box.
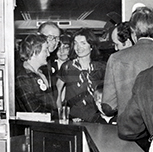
[74,35,86,42]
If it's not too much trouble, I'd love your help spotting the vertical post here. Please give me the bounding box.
[4,0,15,152]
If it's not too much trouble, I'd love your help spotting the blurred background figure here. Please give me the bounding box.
[94,83,103,114]
[52,32,72,70]
[94,83,116,124]
[132,3,145,13]
[111,21,135,51]
[51,32,72,101]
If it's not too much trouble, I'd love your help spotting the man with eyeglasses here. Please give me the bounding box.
[38,21,60,100]
[38,21,60,53]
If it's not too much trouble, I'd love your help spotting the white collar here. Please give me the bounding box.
[139,37,153,42]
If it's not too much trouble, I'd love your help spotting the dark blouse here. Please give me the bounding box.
[57,59,106,122]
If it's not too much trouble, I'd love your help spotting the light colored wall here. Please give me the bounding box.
[122,0,153,21]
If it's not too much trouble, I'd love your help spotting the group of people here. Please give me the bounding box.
[15,5,153,152]
[15,21,106,123]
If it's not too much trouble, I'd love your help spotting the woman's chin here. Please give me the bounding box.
[41,61,47,66]
[59,57,68,61]
[58,55,68,61]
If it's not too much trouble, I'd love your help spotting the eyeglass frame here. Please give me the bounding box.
[37,32,60,42]
[47,34,60,42]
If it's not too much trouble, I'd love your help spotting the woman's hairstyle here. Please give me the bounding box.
[69,28,100,61]
[58,32,72,50]
[60,32,72,45]
[19,34,47,61]
[116,22,135,45]
[130,6,153,39]
[52,32,72,60]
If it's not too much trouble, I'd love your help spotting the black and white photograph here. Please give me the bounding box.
[0,0,153,152]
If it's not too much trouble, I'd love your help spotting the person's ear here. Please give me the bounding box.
[32,50,38,59]
[131,27,137,43]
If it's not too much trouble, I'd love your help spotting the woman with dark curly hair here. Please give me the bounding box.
[111,22,135,51]
[56,28,106,123]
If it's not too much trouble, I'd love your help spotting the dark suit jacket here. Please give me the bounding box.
[118,66,153,143]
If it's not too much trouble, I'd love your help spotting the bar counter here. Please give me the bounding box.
[75,122,143,152]
[10,119,143,152]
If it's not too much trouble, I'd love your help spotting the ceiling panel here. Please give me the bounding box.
[14,0,121,22]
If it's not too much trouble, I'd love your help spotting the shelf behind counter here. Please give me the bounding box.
[9,119,143,152]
